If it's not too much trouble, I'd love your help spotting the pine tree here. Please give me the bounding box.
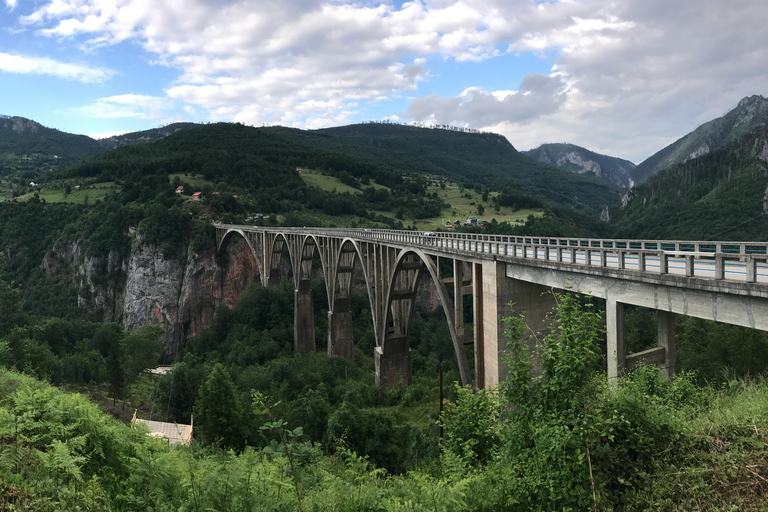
[194,363,244,449]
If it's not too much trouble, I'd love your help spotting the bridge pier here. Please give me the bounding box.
[477,260,555,389]
[294,279,316,353]
[375,339,412,386]
[327,300,354,359]
[657,311,675,378]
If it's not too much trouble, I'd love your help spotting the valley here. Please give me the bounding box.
[2,95,768,510]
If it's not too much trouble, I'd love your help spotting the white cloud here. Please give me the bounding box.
[5,0,17,9]
[407,73,567,126]
[0,51,113,82]
[11,0,768,162]
[68,94,172,119]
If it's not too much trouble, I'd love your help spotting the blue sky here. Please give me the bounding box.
[1,0,767,163]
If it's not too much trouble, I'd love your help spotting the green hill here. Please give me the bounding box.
[608,125,768,240]
[267,122,618,213]
[630,95,768,185]
[0,116,105,177]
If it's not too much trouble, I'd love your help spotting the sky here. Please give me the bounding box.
[1,0,767,164]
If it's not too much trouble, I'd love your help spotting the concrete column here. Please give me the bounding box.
[476,260,555,388]
[327,298,353,359]
[657,310,675,378]
[473,262,484,388]
[606,298,625,383]
[375,338,411,386]
[294,279,316,353]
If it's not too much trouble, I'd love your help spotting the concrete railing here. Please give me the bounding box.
[217,225,768,285]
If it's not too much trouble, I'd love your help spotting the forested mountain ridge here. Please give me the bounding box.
[0,116,105,175]
[523,142,635,190]
[630,94,768,185]
[266,122,619,213]
[607,124,768,240]
[97,122,198,149]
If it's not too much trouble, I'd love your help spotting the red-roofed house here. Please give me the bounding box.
[175,186,184,194]
[192,192,203,201]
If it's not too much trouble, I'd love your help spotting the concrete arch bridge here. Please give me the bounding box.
[215,225,768,388]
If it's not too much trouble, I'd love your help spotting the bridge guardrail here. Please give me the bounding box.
[216,224,768,285]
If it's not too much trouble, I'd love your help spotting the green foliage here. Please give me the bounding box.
[610,126,768,240]
[194,363,244,449]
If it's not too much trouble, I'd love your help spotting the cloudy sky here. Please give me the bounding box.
[1,0,766,163]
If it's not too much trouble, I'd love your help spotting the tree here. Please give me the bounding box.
[0,281,22,337]
[119,324,161,407]
[477,204,485,216]
[194,363,244,449]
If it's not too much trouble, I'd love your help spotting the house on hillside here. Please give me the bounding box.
[464,216,478,226]
[175,186,184,194]
[192,192,203,201]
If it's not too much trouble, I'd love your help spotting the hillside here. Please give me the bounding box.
[0,116,105,176]
[608,125,768,240]
[267,123,618,213]
[523,142,634,189]
[98,122,198,149]
[631,95,768,185]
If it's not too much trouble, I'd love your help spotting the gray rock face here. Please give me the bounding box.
[122,243,185,345]
[43,234,259,354]
[523,143,634,190]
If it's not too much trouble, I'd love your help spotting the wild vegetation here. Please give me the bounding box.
[3,288,768,510]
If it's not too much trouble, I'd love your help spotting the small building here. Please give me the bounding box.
[192,192,203,201]
[132,413,193,445]
[464,216,478,226]
[175,186,184,194]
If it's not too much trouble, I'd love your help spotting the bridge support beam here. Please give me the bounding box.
[477,260,555,389]
[657,310,675,378]
[294,279,316,353]
[606,299,626,383]
[375,338,411,386]
[328,299,354,359]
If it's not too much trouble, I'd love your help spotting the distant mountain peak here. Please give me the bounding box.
[0,116,44,134]
[631,94,768,185]
[523,142,635,190]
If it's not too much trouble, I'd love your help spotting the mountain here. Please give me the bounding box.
[0,116,105,175]
[608,124,768,241]
[522,143,634,190]
[0,116,199,178]
[630,95,768,185]
[98,122,198,149]
[266,122,618,213]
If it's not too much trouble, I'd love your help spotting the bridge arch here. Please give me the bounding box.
[379,248,471,387]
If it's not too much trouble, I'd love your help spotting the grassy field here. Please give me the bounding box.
[301,172,542,230]
[301,170,390,195]
[168,173,218,191]
[17,181,119,204]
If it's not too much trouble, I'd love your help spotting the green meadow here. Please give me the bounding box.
[301,171,543,230]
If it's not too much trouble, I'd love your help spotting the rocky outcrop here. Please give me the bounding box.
[43,234,259,355]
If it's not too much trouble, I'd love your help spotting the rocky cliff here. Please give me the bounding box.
[523,142,634,190]
[44,235,259,354]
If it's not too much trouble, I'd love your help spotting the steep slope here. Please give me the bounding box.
[522,143,634,190]
[267,123,618,213]
[631,95,768,185]
[608,125,768,240]
[0,116,105,173]
[98,122,198,149]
